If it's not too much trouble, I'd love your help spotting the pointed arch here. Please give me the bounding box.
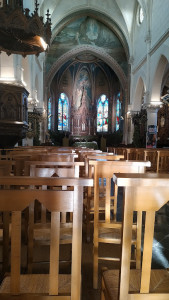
[151,55,168,103]
[133,76,145,111]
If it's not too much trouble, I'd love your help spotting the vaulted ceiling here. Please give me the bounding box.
[38,0,146,88]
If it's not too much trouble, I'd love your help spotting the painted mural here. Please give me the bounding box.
[73,68,92,111]
[46,16,127,74]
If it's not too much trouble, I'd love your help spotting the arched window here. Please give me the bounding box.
[116,93,121,131]
[97,94,108,132]
[47,97,52,130]
[58,93,69,131]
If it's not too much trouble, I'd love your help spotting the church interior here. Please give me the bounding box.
[0,1,169,300]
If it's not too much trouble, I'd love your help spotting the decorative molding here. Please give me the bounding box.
[150,28,169,56]
[132,56,147,74]
[143,102,163,111]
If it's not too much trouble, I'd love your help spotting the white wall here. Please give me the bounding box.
[0,53,14,80]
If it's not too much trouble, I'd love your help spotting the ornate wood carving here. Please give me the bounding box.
[0,83,29,147]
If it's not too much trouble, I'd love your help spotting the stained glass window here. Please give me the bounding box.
[58,93,69,131]
[116,93,121,131]
[97,94,108,132]
[47,97,52,130]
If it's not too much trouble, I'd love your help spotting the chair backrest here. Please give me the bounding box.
[91,160,151,223]
[85,154,124,178]
[38,153,78,162]
[24,161,84,177]
[0,176,93,299]
[114,148,126,156]
[126,148,136,160]
[156,150,169,172]
[144,149,157,172]
[113,173,169,300]
[0,161,15,175]
[135,148,144,160]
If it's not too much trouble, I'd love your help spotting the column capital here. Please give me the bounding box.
[128,56,134,64]
[142,101,163,112]
[144,31,151,44]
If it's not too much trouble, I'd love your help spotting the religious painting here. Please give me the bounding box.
[73,67,92,110]
[46,16,127,74]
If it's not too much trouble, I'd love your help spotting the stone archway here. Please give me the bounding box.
[46,45,127,92]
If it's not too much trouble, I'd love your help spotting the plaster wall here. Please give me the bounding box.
[132,11,147,70]
[0,53,14,79]
[151,0,169,47]
[131,3,169,111]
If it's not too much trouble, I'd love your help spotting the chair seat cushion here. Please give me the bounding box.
[99,227,136,244]
[0,274,71,294]
[102,269,169,299]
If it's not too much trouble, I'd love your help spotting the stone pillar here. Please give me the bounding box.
[126,110,134,145]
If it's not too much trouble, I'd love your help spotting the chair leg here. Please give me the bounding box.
[3,212,10,275]
[27,202,34,273]
[93,234,99,289]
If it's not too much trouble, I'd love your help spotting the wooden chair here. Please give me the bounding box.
[101,173,169,300]
[135,148,144,160]
[144,149,158,172]
[0,162,16,275]
[38,153,78,162]
[84,155,124,242]
[126,148,136,160]
[11,152,78,175]
[0,160,16,175]
[106,147,115,153]
[92,160,151,289]
[0,176,93,300]
[24,162,84,273]
[114,148,126,157]
[156,150,169,173]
